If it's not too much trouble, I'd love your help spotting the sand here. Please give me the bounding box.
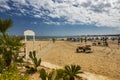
[25,40,120,80]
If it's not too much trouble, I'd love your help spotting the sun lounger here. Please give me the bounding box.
[76,45,92,53]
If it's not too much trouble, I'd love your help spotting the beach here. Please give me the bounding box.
[25,40,120,80]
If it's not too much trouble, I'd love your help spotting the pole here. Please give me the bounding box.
[25,35,28,60]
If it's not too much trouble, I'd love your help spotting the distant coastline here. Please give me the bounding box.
[13,34,120,40]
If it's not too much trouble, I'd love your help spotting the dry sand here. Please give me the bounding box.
[25,40,120,80]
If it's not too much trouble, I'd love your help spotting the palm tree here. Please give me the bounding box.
[0,19,13,37]
[5,36,24,62]
[64,65,83,80]
[0,19,24,67]
[0,19,13,67]
[0,35,24,66]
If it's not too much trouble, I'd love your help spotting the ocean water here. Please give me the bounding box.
[24,36,81,40]
[21,34,120,40]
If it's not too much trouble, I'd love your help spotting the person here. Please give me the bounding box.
[103,38,108,47]
[98,41,101,46]
[92,40,96,46]
[80,38,83,43]
[118,37,120,45]
[84,37,87,43]
[52,38,55,43]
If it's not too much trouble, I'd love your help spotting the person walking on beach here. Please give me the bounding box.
[103,38,108,47]
[80,38,83,43]
[52,38,55,43]
[84,37,87,44]
[98,40,101,46]
[118,37,120,45]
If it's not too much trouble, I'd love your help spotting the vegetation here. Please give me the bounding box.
[40,68,63,80]
[0,19,13,37]
[64,65,83,80]
[0,19,28,79]
[0,58,6,73]
[0,64,28,80]
[0,19,24,67]
[25,51,41,73]
[0,35,24,66]
[40,65,83,80]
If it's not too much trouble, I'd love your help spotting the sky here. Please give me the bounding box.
[0,0,120,36]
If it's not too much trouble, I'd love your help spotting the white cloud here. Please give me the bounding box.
[11,0,26,4]
[0,0,120,28]
[34,14,41,18]
[1,5,11,10]
[0,0,11,10]
[33,0,120,27]
[44,21,60,25]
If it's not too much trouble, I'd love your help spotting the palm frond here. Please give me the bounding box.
[0,19,13,34]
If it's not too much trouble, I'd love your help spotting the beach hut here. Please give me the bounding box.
[24,30,35,60]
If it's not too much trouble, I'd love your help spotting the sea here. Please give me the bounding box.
[20,34,120,40]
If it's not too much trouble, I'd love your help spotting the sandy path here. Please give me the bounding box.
[37,42,54,58]
[41,41,120,80]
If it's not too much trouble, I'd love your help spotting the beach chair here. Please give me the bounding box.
[84,45,91,53]
[84,46,91,53]
[76,45,92,53]
[76,46,84,53]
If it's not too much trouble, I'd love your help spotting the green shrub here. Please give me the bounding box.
[55,69,65,80]
[0,64,28,80]
[25,51,41,74]
[40,68,67,80]
[40,68,48,80]
[64,65,83,80]
[40,65,84,80]
[0,58,6,73]
[40,68,58,80]
[29,51,41,69]
[25,65,36,74]
[29,51,41,71]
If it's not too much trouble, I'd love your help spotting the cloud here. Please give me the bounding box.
[44,21,60,25]
[0,0,120,28]
[0,0,11,11]
[11,0,26,4]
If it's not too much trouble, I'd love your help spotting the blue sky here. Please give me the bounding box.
[0,0,120,36]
